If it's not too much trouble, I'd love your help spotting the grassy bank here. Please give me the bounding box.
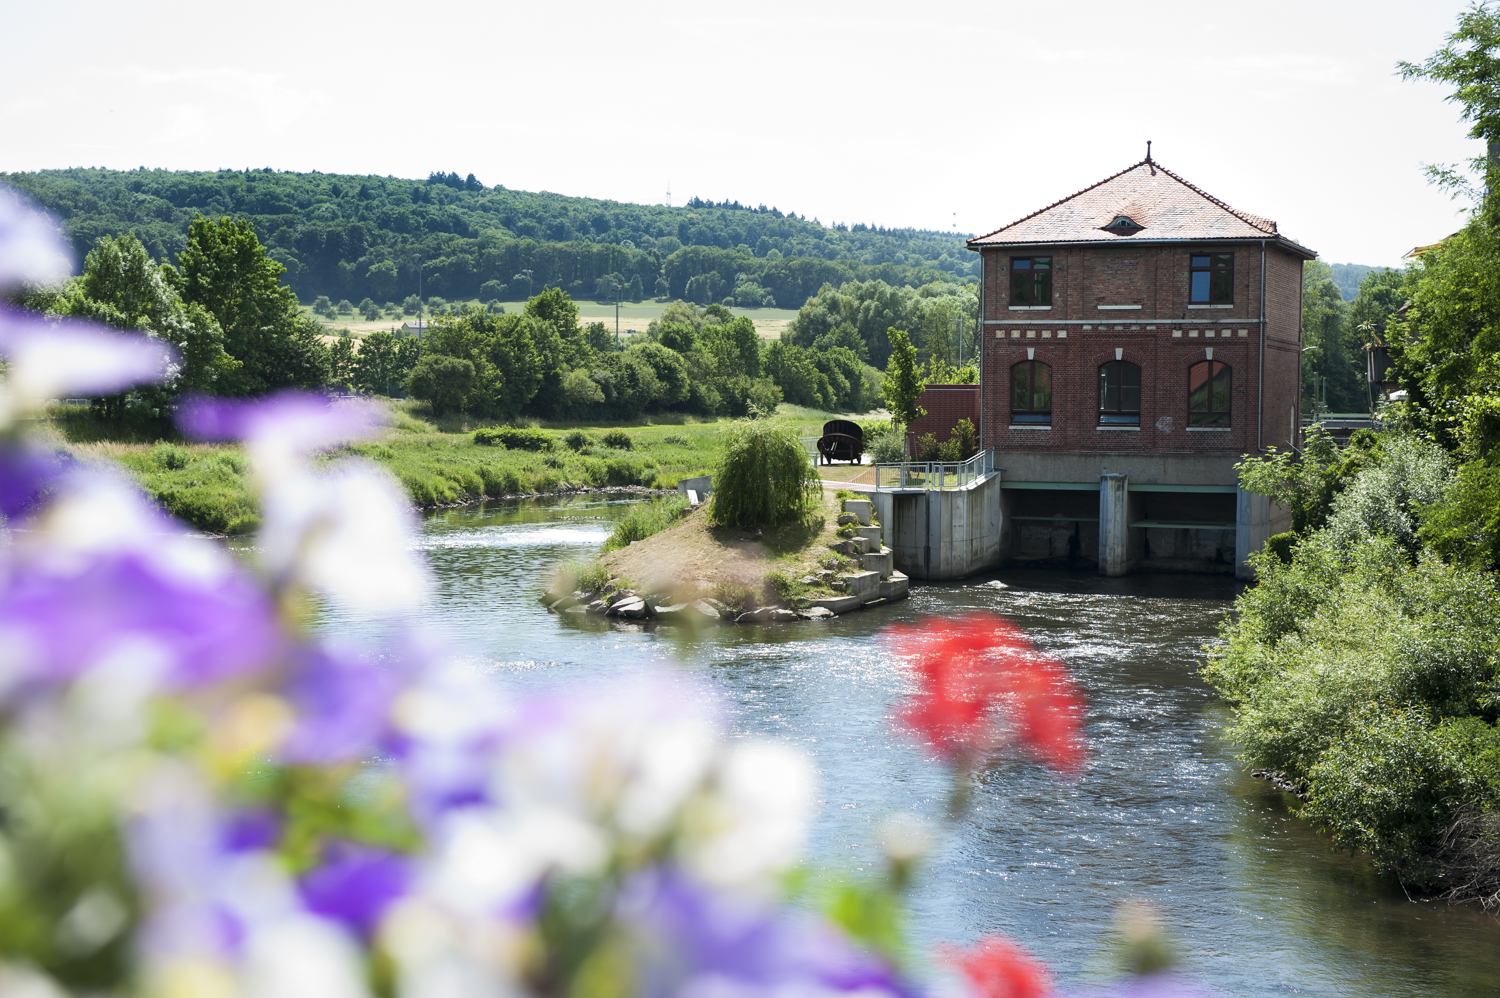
[46,399,884,535]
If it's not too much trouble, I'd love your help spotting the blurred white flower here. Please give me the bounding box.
[242,914,371,998]
[427,806,606,915]
[0,308,174,426]
[680,742,813,891]
[257,460,430,612]
[0,185,72,290]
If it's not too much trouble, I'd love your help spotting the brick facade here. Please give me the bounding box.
[977,241,1306,456]
[908,384,979,449]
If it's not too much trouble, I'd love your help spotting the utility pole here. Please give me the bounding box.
[613,282,623,350]
[514,269,534,300]
[412,252,424,341]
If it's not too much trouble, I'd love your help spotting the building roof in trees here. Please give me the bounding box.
[968,157,1316,257]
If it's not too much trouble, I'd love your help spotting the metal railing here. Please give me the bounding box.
[874,448,998,491]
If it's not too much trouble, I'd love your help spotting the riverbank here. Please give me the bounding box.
[544,488,910,625]
[56,401,882,535]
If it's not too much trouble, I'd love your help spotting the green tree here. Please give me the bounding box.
[882,328,925,454]
[1400,5,1500,197]
[1301,261,1366,414]
[710,419,818,529]
[174,215,329,395]
[701,315,760,378]
[406,355,476,415]
[425,306,544,420]
[763,341,830,410]
[52,233,238,417]
[1347,268,1407,349]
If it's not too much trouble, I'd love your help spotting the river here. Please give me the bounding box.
[310,493,1500,997]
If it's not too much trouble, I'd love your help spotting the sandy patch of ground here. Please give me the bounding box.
[598,492,843,603]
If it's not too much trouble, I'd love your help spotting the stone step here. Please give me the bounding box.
[879,571,909,601]
[861,550,893,579]
[843,498,872,525]
[807,594,865,614]
[845,570,881,599]
[855,525,882,545]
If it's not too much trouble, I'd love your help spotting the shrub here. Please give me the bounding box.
[711,419,818,529]
[553,559,613,595]
[563,430,594,452]
[601,496,689,552]
[866,426,905,464]
[712,581,756,614]
[601,429,634,450]
[151,443,193,471]
[763,570,806,605]
[953,418,978,459]
[1264,530,1298,564]
[406,355,475,416]
[604,456,648,486]
[473,426,553,451]
[662,433,690,446]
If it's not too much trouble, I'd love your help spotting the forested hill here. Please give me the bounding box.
[5,167,976,309]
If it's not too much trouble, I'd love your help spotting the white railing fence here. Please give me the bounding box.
[874,448,998,491]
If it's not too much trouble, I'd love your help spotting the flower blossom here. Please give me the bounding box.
[942,935,1053,998]
[179,391,430,612]
[888,613,1084,772]
[0,305,176,428]
[0,183,72,290]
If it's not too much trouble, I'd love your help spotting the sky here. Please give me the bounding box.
[1,0,1483,268]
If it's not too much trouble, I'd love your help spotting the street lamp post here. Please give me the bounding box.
[514,269,534,301]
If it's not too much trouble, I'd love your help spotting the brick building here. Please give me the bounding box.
[965,155,1310,577]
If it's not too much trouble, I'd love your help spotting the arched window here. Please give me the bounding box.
[1011,360,1052,424]
[1098,360,1140,425]
[1188,360,1231,426]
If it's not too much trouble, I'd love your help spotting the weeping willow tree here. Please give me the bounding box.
[710,419,818,528]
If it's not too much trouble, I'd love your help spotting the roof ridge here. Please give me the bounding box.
[968,159,1149,243]
[967,158,1278,244]
[1147,161,1277,235]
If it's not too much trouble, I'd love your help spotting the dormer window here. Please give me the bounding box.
[1101,215,1144,235]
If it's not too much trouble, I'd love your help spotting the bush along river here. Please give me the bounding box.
[305,493,1500,998]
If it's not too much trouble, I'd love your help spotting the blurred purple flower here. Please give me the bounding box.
[178,391,388,455]
[0,444,70,518]
[0,305,177,404]
[618,867,918,998]
[298,841,410,938]
[0,545,284,693]
[0,185,72,289]
[222,810,282,853]
[280,644,405,764]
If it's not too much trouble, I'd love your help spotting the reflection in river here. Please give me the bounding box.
[311,494,1500,997]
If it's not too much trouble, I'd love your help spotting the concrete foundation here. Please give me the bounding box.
[867,473,1003,580]
[1098,474,1130,576]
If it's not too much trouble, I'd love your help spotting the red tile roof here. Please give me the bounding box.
[968,159,1315,255]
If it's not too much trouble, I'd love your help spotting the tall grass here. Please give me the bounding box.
[601,495,690,552]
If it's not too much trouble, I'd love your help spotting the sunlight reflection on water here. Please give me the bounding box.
[309,494,1500,998]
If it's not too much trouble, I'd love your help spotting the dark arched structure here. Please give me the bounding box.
[816,419,864,464]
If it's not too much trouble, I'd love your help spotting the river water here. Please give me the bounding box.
[312,494,1500,997]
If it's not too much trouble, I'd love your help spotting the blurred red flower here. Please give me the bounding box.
[888,613,1083,772]
[942,934,1054,998]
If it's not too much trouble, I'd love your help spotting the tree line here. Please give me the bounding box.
[5,167,976,311]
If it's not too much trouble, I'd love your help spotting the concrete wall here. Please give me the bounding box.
[869,473,1003,580]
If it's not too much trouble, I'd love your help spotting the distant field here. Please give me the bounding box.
[304,299,799,341]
